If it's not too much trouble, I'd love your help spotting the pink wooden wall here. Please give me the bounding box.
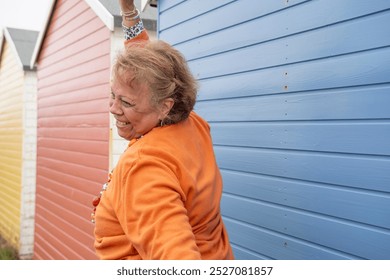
[35,0,111,259]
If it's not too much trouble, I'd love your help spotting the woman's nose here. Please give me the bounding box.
[109,98,122,115]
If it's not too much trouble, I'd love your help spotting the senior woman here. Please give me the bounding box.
[92,0,234,260]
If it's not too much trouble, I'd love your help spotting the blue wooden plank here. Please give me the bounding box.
[229,244,271,260]
[224,218,358,260]
[221,170,390,229]
[222,194,390,259]
[195,85,390,121]
[159,0,186,13]
[159,0,310,44]
[210,121,390,156]
[160,0,390,46]
[188,10,390,77]
[159,0,235,31]
[181,5,390,61]
[195,46,390,101]
[215,146,390,192]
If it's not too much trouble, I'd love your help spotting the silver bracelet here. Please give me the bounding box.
[122,19,145,40]
[121,8,140,21]
[120,5,136,16]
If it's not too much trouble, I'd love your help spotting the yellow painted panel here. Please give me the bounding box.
[0,40,24,245]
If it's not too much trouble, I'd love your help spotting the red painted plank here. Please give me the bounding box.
[35,193,95,243]
[37,157,108,183]
[38,69,110,94]
[38,113,109,129]
[45,0,89,38]
[39,147,108,170]
[38,55,109,88]
[41,17,107,60]
[38,83,109,102]
[38,138,108,156]
[38,26,110,71]
[37,126,109,141]
[38,98,109,118]
[38,40,110,79]
[46,5,96,45]
[37,168,103,197]
[37,175,100,206]
[33,233,66,259]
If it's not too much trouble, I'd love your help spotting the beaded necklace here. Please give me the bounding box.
[90,171,112,223]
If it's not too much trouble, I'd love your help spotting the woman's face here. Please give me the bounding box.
[109,77,162,140]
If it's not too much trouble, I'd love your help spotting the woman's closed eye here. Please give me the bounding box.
[121,99,135,108]
[111,91,135,107]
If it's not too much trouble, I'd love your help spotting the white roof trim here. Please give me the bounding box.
[0,29,4,58]
[84,0,115,31]
[3,27,24,69]
[30,0,56,69]
[141,0,149,11]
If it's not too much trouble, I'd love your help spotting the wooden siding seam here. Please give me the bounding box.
[37,164,107,186]
[223,216,365,260]
[38,155,107,172]
[161,0,236,32]
[222,192,390,233]
[35,194,90,231]
[37,69,109,92]
[208,119,390,125]
[230,243,272,260]
[220,168,390,199]
[39,35,109,72]
[159,0,186,13]
[38,58,110,86]
[41,29,109,68]
[35,197,95,245]
[49,6,94,40]
[38,97,109,114]
[215,144,390,161]
[37,173,102,197]
[37,83,109,100]
[47,1,90,37]
[33,224,67,259]
[194,46,390,81]
[196,81,390,102]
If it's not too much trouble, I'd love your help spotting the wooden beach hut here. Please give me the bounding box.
[0,27,39,259]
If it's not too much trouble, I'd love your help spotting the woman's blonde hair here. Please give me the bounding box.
[112,40,198,125]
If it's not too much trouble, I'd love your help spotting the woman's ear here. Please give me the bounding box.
[160,97,174,119]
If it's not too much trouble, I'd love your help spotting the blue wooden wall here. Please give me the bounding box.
[158,0,390,259]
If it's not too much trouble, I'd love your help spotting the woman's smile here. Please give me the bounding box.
[116,120,131,127]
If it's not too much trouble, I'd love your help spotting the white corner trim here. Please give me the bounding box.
[3,27,24,69]
[84,0,115,31]
[141,0,150,11]
[30,0,56,69]
[0,29,4,57]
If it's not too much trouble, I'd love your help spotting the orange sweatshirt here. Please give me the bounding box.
[94,111,234,259]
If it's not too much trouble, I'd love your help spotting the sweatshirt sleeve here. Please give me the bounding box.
[123,19,150,45]
[119,153,202,260]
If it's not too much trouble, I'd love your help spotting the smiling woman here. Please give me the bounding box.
[92,0,234,260]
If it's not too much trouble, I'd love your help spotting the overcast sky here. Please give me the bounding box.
[0,0,53,31]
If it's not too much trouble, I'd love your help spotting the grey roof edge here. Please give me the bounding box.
[2,27,39,71]
[7,27,39,70]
